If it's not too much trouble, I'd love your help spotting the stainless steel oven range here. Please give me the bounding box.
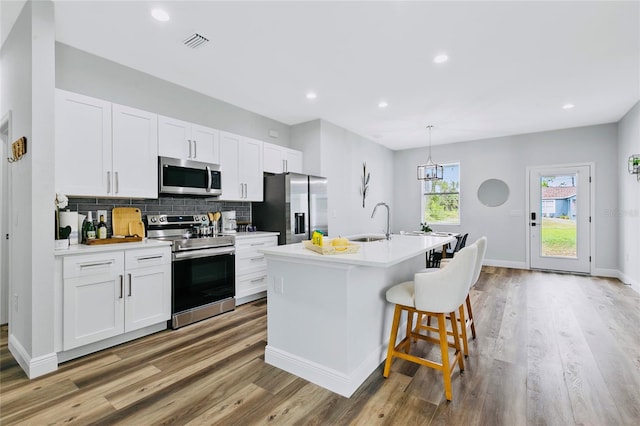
[146,214,235,329]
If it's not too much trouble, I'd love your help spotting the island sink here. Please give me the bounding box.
[349,236,386,242]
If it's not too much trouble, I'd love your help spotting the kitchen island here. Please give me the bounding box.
[259,233,456,397]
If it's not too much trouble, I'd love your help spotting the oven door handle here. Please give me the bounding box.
[173,246,235,261]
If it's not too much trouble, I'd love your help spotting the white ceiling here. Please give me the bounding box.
[39,1,640,149]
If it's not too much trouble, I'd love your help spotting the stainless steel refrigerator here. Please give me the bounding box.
[252,173,328,245]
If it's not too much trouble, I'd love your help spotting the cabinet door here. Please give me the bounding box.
[219,131,242,200]
[124,263,171,332]
[191,124,220,164]
[240,137,264,201]
[263,142,284,174]
[158,115,191,160]
[62,253,125,350]
[112,104,158,198]
[55,89,112,196]
[284,148,303,173]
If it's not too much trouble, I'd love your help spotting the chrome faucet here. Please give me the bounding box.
[371,202,391,240]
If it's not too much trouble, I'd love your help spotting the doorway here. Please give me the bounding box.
[528,164,592,274]
[1,112,11,325]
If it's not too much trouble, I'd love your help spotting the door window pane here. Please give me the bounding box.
[540,174,577,258]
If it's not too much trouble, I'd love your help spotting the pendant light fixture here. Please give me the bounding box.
[417,125,443,181]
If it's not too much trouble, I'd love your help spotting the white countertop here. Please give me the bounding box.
[54,239,171,256]
[259,234,456,268]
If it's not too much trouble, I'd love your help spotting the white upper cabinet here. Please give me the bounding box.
[55,90,112,196]
[55,89,157,198]
[112,104,158,198]
[219,131,263,201]
[263,142,303,174]
[158,115,220,164]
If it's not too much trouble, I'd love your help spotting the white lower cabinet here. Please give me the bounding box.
[62,246,170,351]
[235,235,277,304]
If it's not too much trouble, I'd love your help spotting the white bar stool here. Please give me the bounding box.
[383,245,477,401]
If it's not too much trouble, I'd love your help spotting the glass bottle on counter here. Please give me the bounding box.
[83,211,96,242]
[97,214,108,239]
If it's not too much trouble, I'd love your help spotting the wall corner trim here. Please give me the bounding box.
[8,334,58,379]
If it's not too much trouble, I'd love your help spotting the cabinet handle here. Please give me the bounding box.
[119,275,124,299]
[250,277,266,283]
[80,261,113,269]
[128,273,132,297]
[249,256,264,261]
[115,171,119,194]
[250,243,265,247]
[107,171,111,194]
[244,183,248,199]
[188,139,192,158]
[193,140,197,158]
[137,255,163,262]
[283,159,286,173]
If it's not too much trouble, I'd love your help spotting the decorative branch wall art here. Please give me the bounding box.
[359,161,370,208]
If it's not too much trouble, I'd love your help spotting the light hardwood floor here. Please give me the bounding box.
[1,267,639,425]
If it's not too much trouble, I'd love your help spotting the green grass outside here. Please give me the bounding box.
[541,217,576,257]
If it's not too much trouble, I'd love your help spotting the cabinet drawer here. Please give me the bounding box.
[63,252,124,279]
[125,247,170,270]
[235,236,277,252]
[236,254,267,274]
[236,271,268,299]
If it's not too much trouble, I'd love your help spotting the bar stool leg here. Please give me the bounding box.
[466,294,476,339]
[437,313,453,401]
[458,304,469,357]
[383,305,402,377]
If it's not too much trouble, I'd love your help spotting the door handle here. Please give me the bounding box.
[128,273,132,296]
[119,275,124,299]
[188,139,192,158]
[107,171,111,194]
[193,140,197,158]
[115,171,119,194]
[531,212,536,220]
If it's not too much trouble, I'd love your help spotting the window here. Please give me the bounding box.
[422,162,460,225]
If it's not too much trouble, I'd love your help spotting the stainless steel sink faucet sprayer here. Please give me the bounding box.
[371,202,390,240]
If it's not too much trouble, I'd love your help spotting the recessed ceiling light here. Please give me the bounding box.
[306,92,317,100]
[151,9,170,22]
[562,103,575,110]
[433,54,449,64]
[378,101,388,108]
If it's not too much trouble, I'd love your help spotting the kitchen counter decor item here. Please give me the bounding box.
[112,207,143,236]
[85,236,143,245]
[54,192,71,243]
[303,240,360,255]
[629,154,640,181]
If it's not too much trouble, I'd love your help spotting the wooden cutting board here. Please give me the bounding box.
[128,221,146,238]
[112,207,142,236]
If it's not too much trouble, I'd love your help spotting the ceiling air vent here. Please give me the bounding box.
[183,33,209,49]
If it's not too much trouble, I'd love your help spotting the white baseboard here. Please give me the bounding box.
[617,270,640,295]
[8,334,58,379]
[482,259,528,270]
[592,268,619,278]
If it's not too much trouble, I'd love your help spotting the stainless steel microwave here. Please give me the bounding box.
[159,156,222,197]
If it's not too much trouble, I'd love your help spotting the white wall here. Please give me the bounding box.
[0,0,57,377]
[393,124,619,271]
[55,43,291,148]
[618,101,640,292]
[290,120,321,176]
[319,120,394,237]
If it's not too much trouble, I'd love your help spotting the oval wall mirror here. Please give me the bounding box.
[477,179,510,207]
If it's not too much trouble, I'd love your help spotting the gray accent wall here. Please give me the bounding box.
[55,43,291,147]
[393,124,619,272]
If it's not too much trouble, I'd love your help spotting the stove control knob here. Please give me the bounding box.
[159,216,166,222]
[201,216,207,222]
[150,217,157,223]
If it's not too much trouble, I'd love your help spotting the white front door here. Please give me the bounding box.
[528,165,591,273]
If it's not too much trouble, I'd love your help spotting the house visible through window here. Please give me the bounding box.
[422,162,460,225]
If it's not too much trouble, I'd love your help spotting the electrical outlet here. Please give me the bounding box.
[273,278,284,295]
